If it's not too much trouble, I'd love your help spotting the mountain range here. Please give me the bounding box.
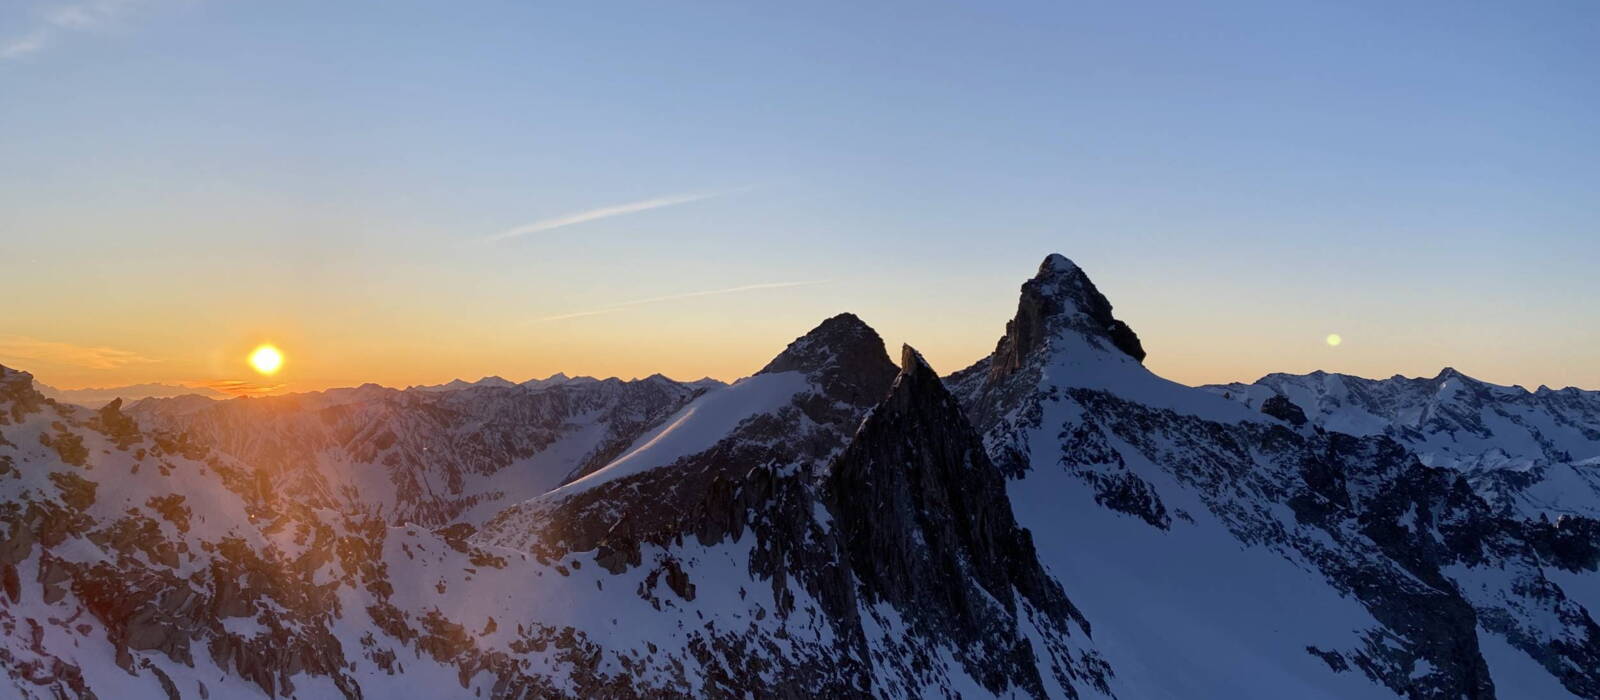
[33,383,233,408]
[1,254,1595,699]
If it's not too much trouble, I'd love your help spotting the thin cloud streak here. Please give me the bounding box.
[3,0,167,61]
[202,379,286,397]
[0,335,158,369]
[46,0,142,29]
[1,31,49,58]
[536,309,625,323]
[487,187,752,243]
[535,280,830,323]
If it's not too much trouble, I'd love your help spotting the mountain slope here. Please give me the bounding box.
[825,346,1106,697]
[1204,369,1600,469]
[0,311,1113,698]
[476,316,1113,697]
[32,381,230,407]
[127,376,708,527]
[950,254,1600,699]
[1205,370,1600,522]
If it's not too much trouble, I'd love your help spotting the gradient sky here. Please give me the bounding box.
[2,0,1596,395]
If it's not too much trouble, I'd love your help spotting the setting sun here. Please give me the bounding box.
[2,5,1594,697]
[249,345,284,375]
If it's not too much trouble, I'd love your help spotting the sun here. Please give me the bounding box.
[249,344,284,375]
[1325,333,1343,347]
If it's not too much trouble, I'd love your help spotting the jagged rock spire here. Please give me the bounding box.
[988,254,1145,381]
[824,343,1093,696]
[897,343,936,384]
[0,365,47,420]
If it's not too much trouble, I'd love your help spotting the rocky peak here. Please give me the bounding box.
[0,365,32,394]
[874,344,964,426]
[477,316,899,560]
[759,313,884,375]
[823,345,1093,696]
[987,254,1145,381]
[896,343,935,385]
[758,313,898,408]
[0,365,47,421]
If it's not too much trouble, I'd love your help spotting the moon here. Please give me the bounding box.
[1325,333,1343,347]
[249,345,284,375]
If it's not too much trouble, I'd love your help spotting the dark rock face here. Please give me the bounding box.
[948,255,1146,479]
[824,346,1102,698]
[0,367,47,425]
[494,313,900,559]
[758,312,900,405]
[987,255,1144,383]
[1524,515,1600,572]
[1261,394,1309,426]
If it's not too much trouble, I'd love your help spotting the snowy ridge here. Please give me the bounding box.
[475,312,899,556]
[1205,369,1600,468]
[551,371,813,497]
[32,381,230,407]
[127,374,708,527]
[407,376,519,392]
[1206,370,1600,520]
[2,255,1597,698]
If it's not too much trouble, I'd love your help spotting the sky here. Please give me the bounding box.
[1,0,1596,395]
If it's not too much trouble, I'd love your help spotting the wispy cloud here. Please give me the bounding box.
[202,379,286,397]
[3,0,169,61]
[0,335,159,369]
[536,309,627,323]
[487,187,752,243]
[534,280,830,323]
[1,30,50,59]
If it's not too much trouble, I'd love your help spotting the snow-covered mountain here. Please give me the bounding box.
[1,253,1596,699]
[0,313,1111,698]
[408,376,522,392]
[31,381,231,407]
[1205,369,1600,469]
[126,375,716,527]
[948,255,1599,698]
[1206,370,1600,520]
[475,315,1113,697]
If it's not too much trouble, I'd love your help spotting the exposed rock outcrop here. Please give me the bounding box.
[826,346,1100,697]
[987,254,1145,383]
